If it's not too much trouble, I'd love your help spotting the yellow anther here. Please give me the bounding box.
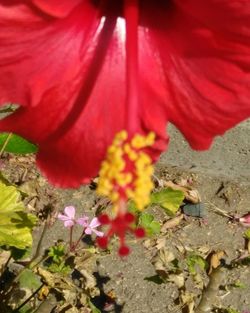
[97,130,155,211]
[145,132,155,146]
[131,134,146,149]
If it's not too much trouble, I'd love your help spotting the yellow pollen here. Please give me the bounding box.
[97,131,155,211]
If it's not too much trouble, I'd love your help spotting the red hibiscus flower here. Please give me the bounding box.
[0,0,250,187]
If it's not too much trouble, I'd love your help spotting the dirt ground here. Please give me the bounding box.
[1,149,250,313]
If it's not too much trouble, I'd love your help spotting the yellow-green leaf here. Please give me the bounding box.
[150,188,185,217]
[0,182,37,249]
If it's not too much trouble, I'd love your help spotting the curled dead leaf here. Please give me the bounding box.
[161,214,184,232]
[168,273,185,288]
[207,250,226,275]
[38,285,50,301]
[164,181,201,204]
[180,290,195,313]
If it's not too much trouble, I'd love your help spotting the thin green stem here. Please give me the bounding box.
[28,221,48,266]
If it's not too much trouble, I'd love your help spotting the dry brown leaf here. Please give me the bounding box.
[19,180,38,197]
[161,214,184,232]
[142,239,153,249]
[36,267,75,290]
[207,250,225,275]
[180,291,195,313]
[62,289,78,305]
[168,273,185,288]
[0,250,11,275]
[78,268,99,298]
[38,285,50,301]
[152,248,175,273]
[155,237,166,250]
[197,246,211,258]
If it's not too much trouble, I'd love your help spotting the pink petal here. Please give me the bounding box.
[77,216,89,227]
[32,0,82,17]
[239,213,250,225]
[89,217,101,229]
[57,213,69,221]
[92,229,104,237]
[64,220,75,228]
[64,206,76,219]
[84,227,92,235]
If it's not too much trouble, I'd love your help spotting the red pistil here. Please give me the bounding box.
[124,0,139,133]
[97,212,145,256]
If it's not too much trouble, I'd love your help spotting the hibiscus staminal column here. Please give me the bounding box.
[97,131,155,255]
[96,1,155,256]
[124,0,139,133]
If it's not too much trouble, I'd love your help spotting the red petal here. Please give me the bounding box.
[0,2,100,107]
[32,0,82,17]
[0,2,128,187]
[118,245,130,256]
[139,0,250,149]
[1,1,250,188]
[98,214,110,225]
[134,227,145,238]
[124,213,135,223]
[97,236,108,249]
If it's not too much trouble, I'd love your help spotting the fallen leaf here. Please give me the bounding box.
[36,267,75,290]
[164,181,201,203]
[62,289,78,305]
[0,250,11,275]
[150,187,185,217]
[207,250,225,275]
[155,237,166,250]
[38,285,50,301]
[152,248,176,275]
[161,214,184,232]
[168,273,185,288]
[180,291,195,313]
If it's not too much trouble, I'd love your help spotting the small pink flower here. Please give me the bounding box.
[76,216,89,228]
[239,212,250,226]
[84,217,104,238]
[58,206,76,228]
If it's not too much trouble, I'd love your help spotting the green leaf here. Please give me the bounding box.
[19,269,41,290]
[0,182,37,249]
[150,188,185,217]
[138,213,161,236]
[48,244,66,263]
[127,200,139,214]
[244,228,250,240]
[0,132,37,154]
[186,254,208,275]
[48,262,71,275]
